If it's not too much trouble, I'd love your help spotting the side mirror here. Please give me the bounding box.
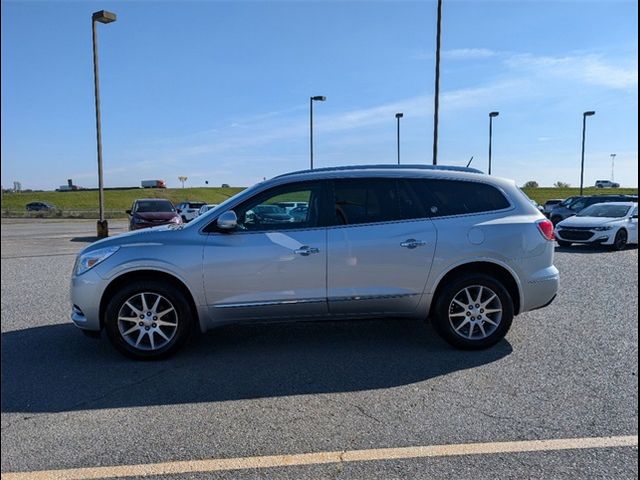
[126,209,132,215]
[217,210,238,230]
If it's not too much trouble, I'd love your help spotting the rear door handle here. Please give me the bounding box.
[294,246,320,256]
[400,239,427,249]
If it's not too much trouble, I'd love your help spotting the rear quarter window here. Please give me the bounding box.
[408,179,510,217]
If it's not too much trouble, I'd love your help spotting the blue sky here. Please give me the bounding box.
[1,0,637,189]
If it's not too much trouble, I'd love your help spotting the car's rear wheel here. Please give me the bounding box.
[104,280,193,359]
[557,240,572,247]
[611,229,628,251]
[432,273,514,350]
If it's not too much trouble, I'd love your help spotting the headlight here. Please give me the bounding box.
[593,226,613,231]
[74,246,120,276]
[133,216,146,224]
[170,216,181,223]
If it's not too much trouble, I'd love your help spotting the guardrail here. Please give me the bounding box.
[1,209,128,219]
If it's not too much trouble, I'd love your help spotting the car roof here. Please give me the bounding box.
[274,164,484,179]
[589,201,637,206]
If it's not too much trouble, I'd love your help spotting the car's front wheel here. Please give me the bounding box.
[432,273,514,350]
[104,280,193,359]
[611,229,628,251]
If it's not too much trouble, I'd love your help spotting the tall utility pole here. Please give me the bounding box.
[610,153,616,182]
[395,113,404,164]
[488,111,499,175]
[432,0,443,165]
[91,10,116,238]
[309,96,326,170]
[580,110,596,195]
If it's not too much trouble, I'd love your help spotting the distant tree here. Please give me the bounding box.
[554,181,571,188]
[522,180,539,188]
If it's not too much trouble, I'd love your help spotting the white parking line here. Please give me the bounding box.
[1,435,637,480]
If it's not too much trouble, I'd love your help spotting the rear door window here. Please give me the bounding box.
[407,179,510,217]
[330,178,428,226]
[331,179,397,225]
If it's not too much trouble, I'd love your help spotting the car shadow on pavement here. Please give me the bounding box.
[2,319,512,414]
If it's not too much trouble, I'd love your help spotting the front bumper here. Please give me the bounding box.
[556,229,614,245]
[70,268,106,331]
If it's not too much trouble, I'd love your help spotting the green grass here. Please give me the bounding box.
[521,187,638,204]
[1,187,245,213]
[1,186,637,218]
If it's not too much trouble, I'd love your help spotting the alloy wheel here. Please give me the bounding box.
[448,285,503,340]
[117,292,179,351]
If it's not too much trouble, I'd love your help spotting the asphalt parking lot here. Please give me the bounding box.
[1,219,637,479]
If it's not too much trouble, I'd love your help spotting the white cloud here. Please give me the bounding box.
[442,48,498,60]
[415,48,498,61]
[506,53,638,90]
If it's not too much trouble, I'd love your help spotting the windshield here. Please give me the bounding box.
[134,200,175,213]
[559,196,578,207]
[577,204,631,218]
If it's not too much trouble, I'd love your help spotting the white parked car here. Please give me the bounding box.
[198,204,218,216]
[176,201,206,222]
[556,202,638,250]
[595,180,620,188]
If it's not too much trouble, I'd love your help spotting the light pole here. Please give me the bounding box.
[488,111,499,175]
[580,111,596,195]
[309,96,326,170]
[395,113,403,164]
[432,0,443,165]
[610,153,616,182]
[91,10,116,238]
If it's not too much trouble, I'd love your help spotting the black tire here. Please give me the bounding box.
[611,229,628,251]
[104,280,194,360]
[432,273,514,350]
[557,240,572,248]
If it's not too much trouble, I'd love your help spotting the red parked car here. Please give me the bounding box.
[126,199,182,230]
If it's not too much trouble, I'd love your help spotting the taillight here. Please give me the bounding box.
[537,219,555,241]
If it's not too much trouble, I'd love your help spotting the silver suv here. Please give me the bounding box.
[71,165,559,359]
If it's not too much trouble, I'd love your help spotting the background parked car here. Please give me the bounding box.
[595,180,620,188]
[274,201,308,213]
[542,199,564,217]
[176,201,206,222]
[197,204,218,216]
[556,202,638,250]
[245,204,293,224]
[25,201,56,212]
[549,194,638,225]
[127,199,182,231]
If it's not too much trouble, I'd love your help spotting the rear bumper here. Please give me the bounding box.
[521,266,559,312]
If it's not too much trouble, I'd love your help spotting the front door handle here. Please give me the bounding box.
[294,246,320,256]
[400,239,427,249]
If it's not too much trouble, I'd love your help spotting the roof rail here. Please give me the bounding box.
[274,164,484,179]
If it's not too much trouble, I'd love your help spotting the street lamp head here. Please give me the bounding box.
[489,111,499,117]
[395,113,404,119]
[311,96,326,102]
[583,110,596,117]
[92,10,117,24]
